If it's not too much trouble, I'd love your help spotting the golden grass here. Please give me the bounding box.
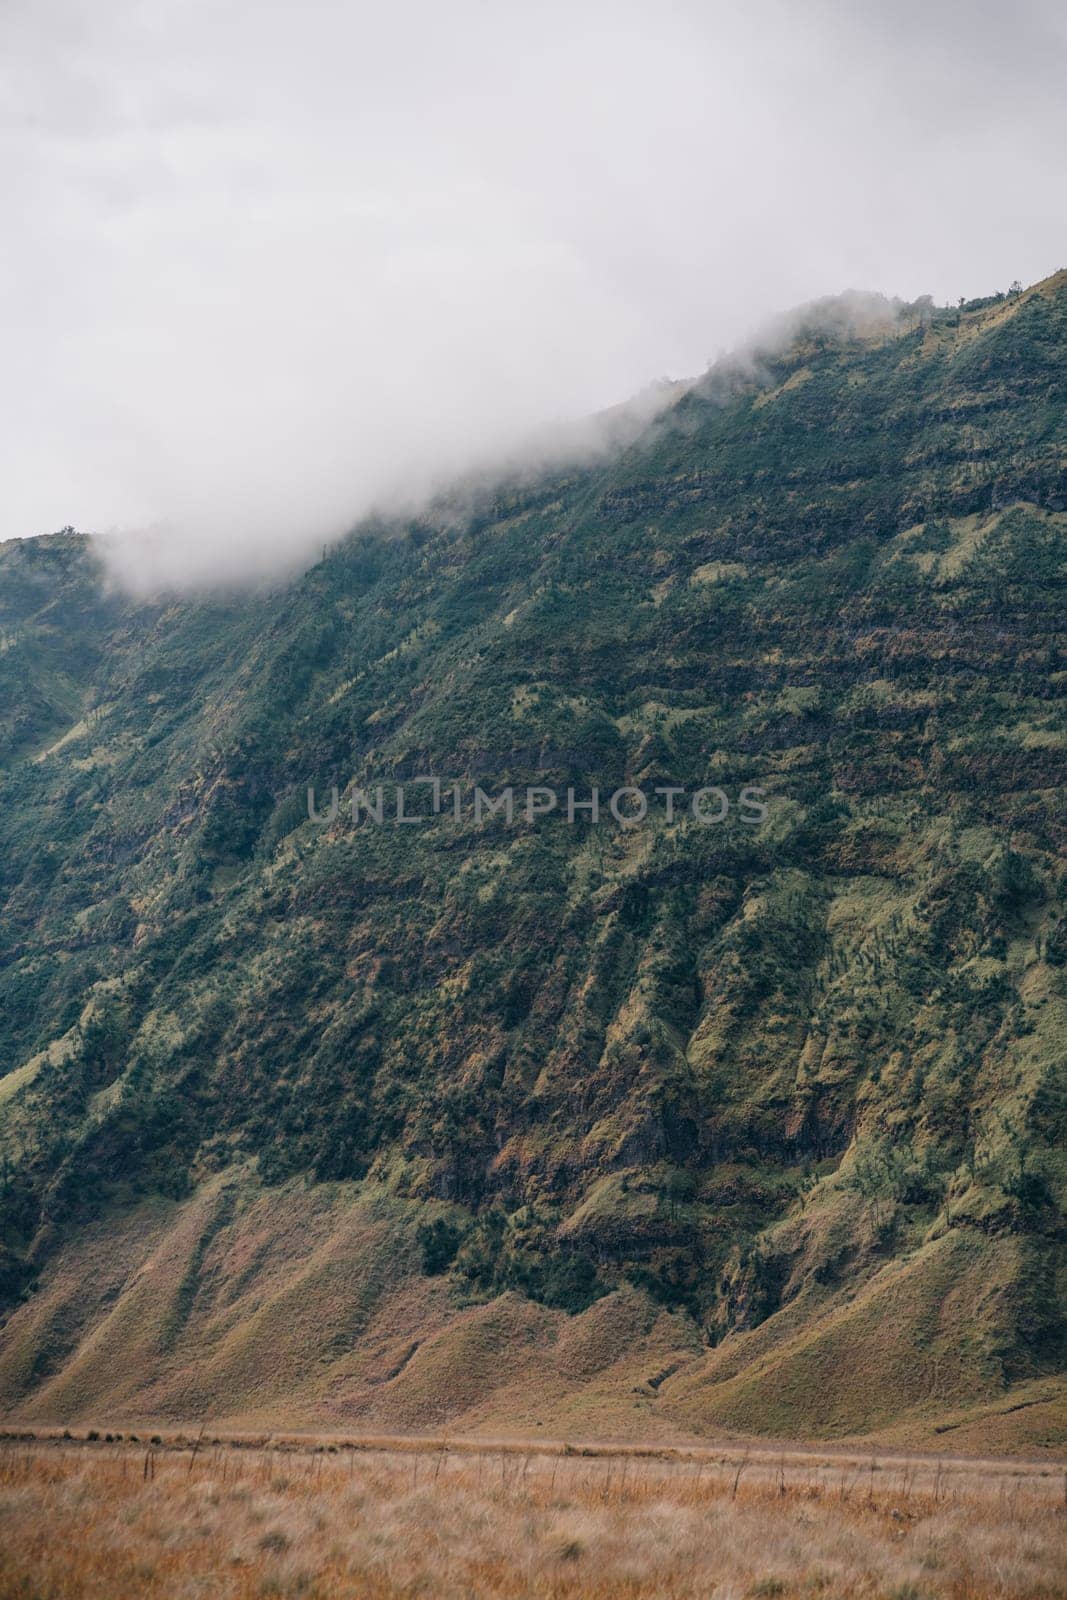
[4,1179,1062,1457]
[0,1436,1063,1599]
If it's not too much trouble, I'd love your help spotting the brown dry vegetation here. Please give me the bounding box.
[3,1185,1063,1458]
[0,1437,1063,1600]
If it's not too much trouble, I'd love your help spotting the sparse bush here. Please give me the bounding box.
[258,1529,291,1554]
[416,1216,464,1275]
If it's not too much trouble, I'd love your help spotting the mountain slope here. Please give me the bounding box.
[0,275,1064,1449]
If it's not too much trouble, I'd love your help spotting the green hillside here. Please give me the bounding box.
[0,274,1064,1449]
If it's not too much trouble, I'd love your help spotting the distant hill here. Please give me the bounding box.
[0,273,1064,1452]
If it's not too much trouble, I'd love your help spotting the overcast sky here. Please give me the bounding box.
[2,0,1065,585]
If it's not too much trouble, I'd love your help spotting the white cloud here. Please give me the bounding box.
[1,0,1064,586]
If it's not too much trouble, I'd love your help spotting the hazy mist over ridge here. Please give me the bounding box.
[2,0,1065,590]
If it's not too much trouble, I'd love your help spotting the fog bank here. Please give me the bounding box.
[2,0,1064,589]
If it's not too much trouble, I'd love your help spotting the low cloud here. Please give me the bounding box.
[2,0,1064,591]
[95,377,688,594]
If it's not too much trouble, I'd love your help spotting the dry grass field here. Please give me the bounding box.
[0,1434,1063,1599]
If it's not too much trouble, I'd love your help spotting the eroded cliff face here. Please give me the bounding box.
[1,276,1064,1446]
